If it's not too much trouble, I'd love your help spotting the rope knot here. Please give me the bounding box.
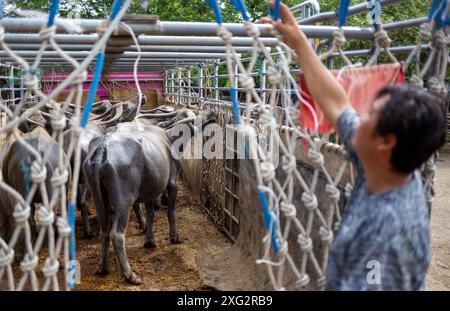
[325,184,340,202]
[239,74,255,93]
[37,207,54,227]
[302,192,318,211]
[42,258,60,278]
[70,70,88,86]
[39,25,57,42]
[281,155,296,174]
[307,148,324,167]
[13,203,31,226]
[374,29,391,48]
[280,201,296,219]
[409,75,424,89]
[57,217,71,238]
[419,23,432,42]
[267,65,283,85]
[51,168,69,188]
[0,247,14,268]
[31,161,47,184]
[244,21,260,39]
[217,25,233,44]
[296,273,310,288]
[23,73,39,90]
[260,161,276,182]
[20,254,39,273]
[298,234,313,252]
[259,110,276,125]
[428,77,447,98]
[333,29,347,49]
[50,110,67,131]
[319,226,334,245]
[279,240,288,257]
[434,30,449,49]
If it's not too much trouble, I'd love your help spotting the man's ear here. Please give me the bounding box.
[378,133,397,152]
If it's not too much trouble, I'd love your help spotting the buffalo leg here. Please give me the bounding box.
[167,183,182,244]
[143,201,156,248]
[110,205,142,285]
[96,210,110,276]
[132,203,147,233]
[79,184,93,238]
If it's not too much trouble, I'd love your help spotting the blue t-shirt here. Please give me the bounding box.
[326,108,431,291]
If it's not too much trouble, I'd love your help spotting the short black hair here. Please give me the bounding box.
[375,85,446,174]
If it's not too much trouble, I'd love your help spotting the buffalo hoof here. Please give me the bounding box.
[126,273,143,286]
[170,235,183,244]
[96,268,109,276]
[143,240,156,249]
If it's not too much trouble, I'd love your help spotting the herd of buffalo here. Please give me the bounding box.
[0,95,214,285]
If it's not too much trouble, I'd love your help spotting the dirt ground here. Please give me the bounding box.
[75,183,231,291]
[426,144,450,291]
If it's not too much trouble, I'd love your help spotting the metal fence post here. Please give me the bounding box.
[187,66,192,105]
[198,64,204,107]
[214,61,219,101]
[177,66,182,104]
[9,64,14,101]
[170,70,175,103]
[260,58,267,104]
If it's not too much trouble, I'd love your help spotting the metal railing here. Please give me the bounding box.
[0,62,25,105]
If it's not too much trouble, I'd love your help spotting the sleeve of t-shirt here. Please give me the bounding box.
[336,107,362,169]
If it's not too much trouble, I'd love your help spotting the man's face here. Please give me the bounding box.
[352,95,390,162]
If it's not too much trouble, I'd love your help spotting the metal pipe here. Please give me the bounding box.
[337,44,431,57]
[0,51,233,59]
[297,0,407,24]
[2,33,279,47]
[0,18,374,39]
[383,17,428,31]
[3,43,256,54]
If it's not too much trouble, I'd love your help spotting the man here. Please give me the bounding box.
[262,2,446,290]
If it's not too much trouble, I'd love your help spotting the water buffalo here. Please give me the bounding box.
[83,110,210,284]
[1,126,68,241]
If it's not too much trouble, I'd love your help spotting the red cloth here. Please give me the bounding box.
[298,63,406,134]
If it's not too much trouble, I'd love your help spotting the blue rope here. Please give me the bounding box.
[47,0,60,27]
[68,202,76,289]
[231,0,250,21]
[269,0,281,22]
[367,0,381,31]
[205,0,223,24]
[434,0,448,29]
[337,0,352,28]
[428,0,442,21]
[81,51,105,128]
[110,0,123,20]
[259,191,280,253]
[230,86,241,125]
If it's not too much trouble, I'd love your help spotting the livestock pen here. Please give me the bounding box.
[0,0,449,292]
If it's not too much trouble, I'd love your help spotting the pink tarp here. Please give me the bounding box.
[42,71,165,100]
[298,63,406,134]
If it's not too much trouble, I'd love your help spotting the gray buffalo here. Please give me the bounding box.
[83,111,211,284]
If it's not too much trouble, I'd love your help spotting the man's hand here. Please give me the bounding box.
[260,1,308,50]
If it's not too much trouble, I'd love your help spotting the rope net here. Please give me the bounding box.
[201,0,448,291]
[0,0,133,291]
